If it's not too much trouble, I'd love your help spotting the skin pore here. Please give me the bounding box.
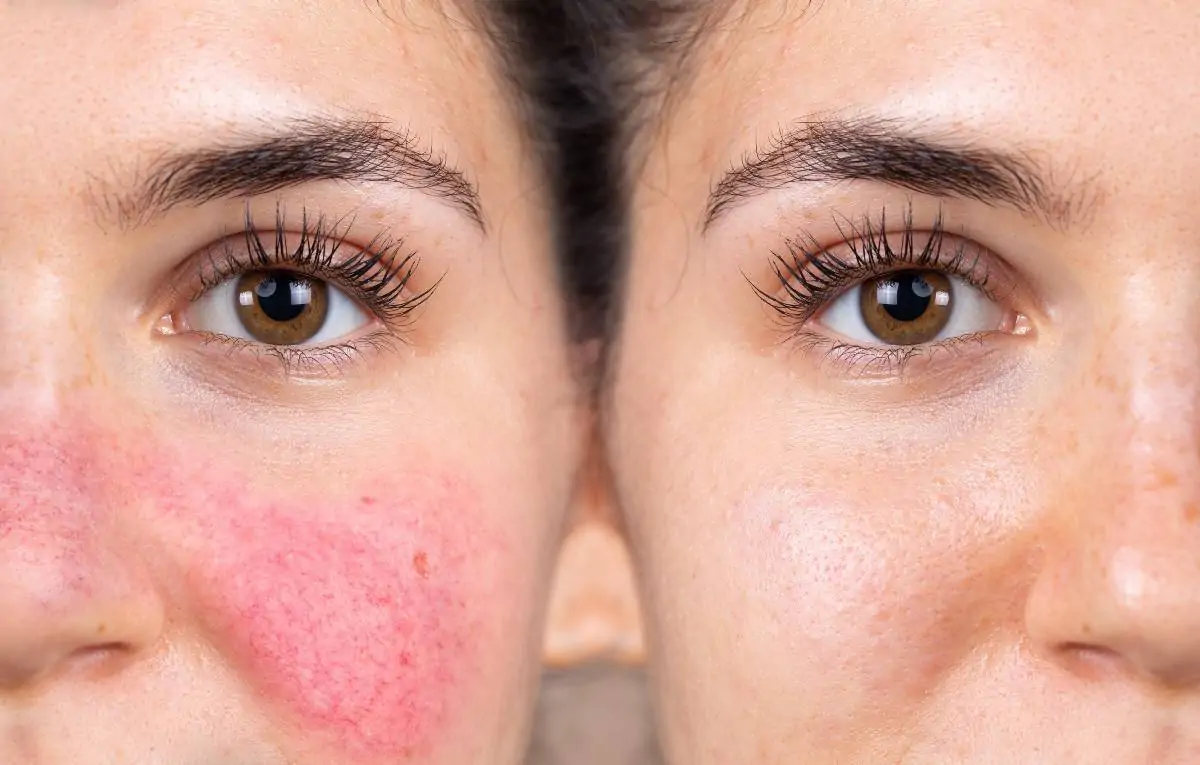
[0,2,582,764]
[608,1,1200,763]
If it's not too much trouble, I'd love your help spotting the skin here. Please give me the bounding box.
[0,2,582,764]
[609,1,1200,763]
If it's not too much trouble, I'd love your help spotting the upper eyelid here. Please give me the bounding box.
[189,210,428,317]
[752,209,1022,328]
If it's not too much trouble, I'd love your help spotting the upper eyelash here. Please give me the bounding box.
[196,203,435,327]
[752,204,991,325]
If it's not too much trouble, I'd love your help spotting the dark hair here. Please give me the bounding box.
[478,0,623,343]
[484,0,723,343]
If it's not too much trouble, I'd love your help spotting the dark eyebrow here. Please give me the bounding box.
[703,116,1098,232]
[95,117,485,231]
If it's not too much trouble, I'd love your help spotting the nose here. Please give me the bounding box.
[0,431,164,692]
[1026,407,1200,691]
[1027,517,1200,690]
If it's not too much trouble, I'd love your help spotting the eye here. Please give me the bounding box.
[817,269,1007,346]
[186,269,372,347]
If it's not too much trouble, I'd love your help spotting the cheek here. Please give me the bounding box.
[152,461,505,761]
[1,413,528,761]
[729,478,1024,717]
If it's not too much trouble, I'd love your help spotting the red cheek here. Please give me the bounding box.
[154,465,498,761]
[1,420,505,762]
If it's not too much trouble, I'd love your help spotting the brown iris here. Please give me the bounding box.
[234,271,329,346]
[859,270,953,345]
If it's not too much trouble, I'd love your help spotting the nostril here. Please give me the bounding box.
[66,641,140,679]
[1055,642,1127,682]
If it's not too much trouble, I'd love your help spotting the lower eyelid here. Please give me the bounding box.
[184,327,402,382]
[791,330,1023,384]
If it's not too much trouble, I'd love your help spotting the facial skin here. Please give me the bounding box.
[609,1,1200,763]
[0,3,582,764]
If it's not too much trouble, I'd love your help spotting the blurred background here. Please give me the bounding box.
[525,466,660,765]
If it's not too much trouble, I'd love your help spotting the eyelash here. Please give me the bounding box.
[753,205,1013,375]
[178,205,433,374]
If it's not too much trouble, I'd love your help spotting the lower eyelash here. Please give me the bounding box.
[196,330,404,378]
[170,203,434,378]
[790,331,992,379]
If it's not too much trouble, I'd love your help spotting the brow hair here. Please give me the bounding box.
[362,0,610,342]
[705,116,1100,232]
[92,118,483,231]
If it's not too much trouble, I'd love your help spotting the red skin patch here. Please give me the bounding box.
[174,482,487,761]
[1,422,503,762]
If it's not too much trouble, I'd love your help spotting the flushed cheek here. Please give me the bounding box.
[156,470,506,762]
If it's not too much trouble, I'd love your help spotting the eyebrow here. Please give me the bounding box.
[95,117,485,231]
[703,116,1097,232]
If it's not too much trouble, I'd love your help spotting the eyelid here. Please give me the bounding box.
[153,205,435,379]
[744,204,1044,385]
[754,207,1026,329]
[190,208,429,322]
[813,232,1014,312]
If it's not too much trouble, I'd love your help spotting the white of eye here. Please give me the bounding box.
[817,274,1005,346]
[185,276,371,346]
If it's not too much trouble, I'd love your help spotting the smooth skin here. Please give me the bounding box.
[0,2,583,764]
[609,1,1200,763]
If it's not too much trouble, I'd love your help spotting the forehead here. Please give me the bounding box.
[681,1,1195,155]
[0,0,510,201]
[667,0,1200,186]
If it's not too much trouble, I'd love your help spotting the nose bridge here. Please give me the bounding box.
[0,231,103,405]
[1026,324,1200,689]
[0,422,163,690]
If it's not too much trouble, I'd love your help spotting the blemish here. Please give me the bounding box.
[413,551,430,579]
[1153,466,1179,488]
[1184,502,1200,524]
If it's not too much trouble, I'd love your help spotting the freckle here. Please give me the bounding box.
[96,623,107,635]
[1064,430,1080,454]
[1154,467,1179,488]
[1185,503,1200,523]
[413,552,430,579]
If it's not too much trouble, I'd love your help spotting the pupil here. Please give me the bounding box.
[255,272,308,323]
[879,271,933,323]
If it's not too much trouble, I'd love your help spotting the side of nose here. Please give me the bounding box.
[1026,503,1200,689]
[0,433,164,692]
[1025,357,1200,691]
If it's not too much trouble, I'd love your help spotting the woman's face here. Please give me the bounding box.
[0,3,580,764]
[610,1,1200,762]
